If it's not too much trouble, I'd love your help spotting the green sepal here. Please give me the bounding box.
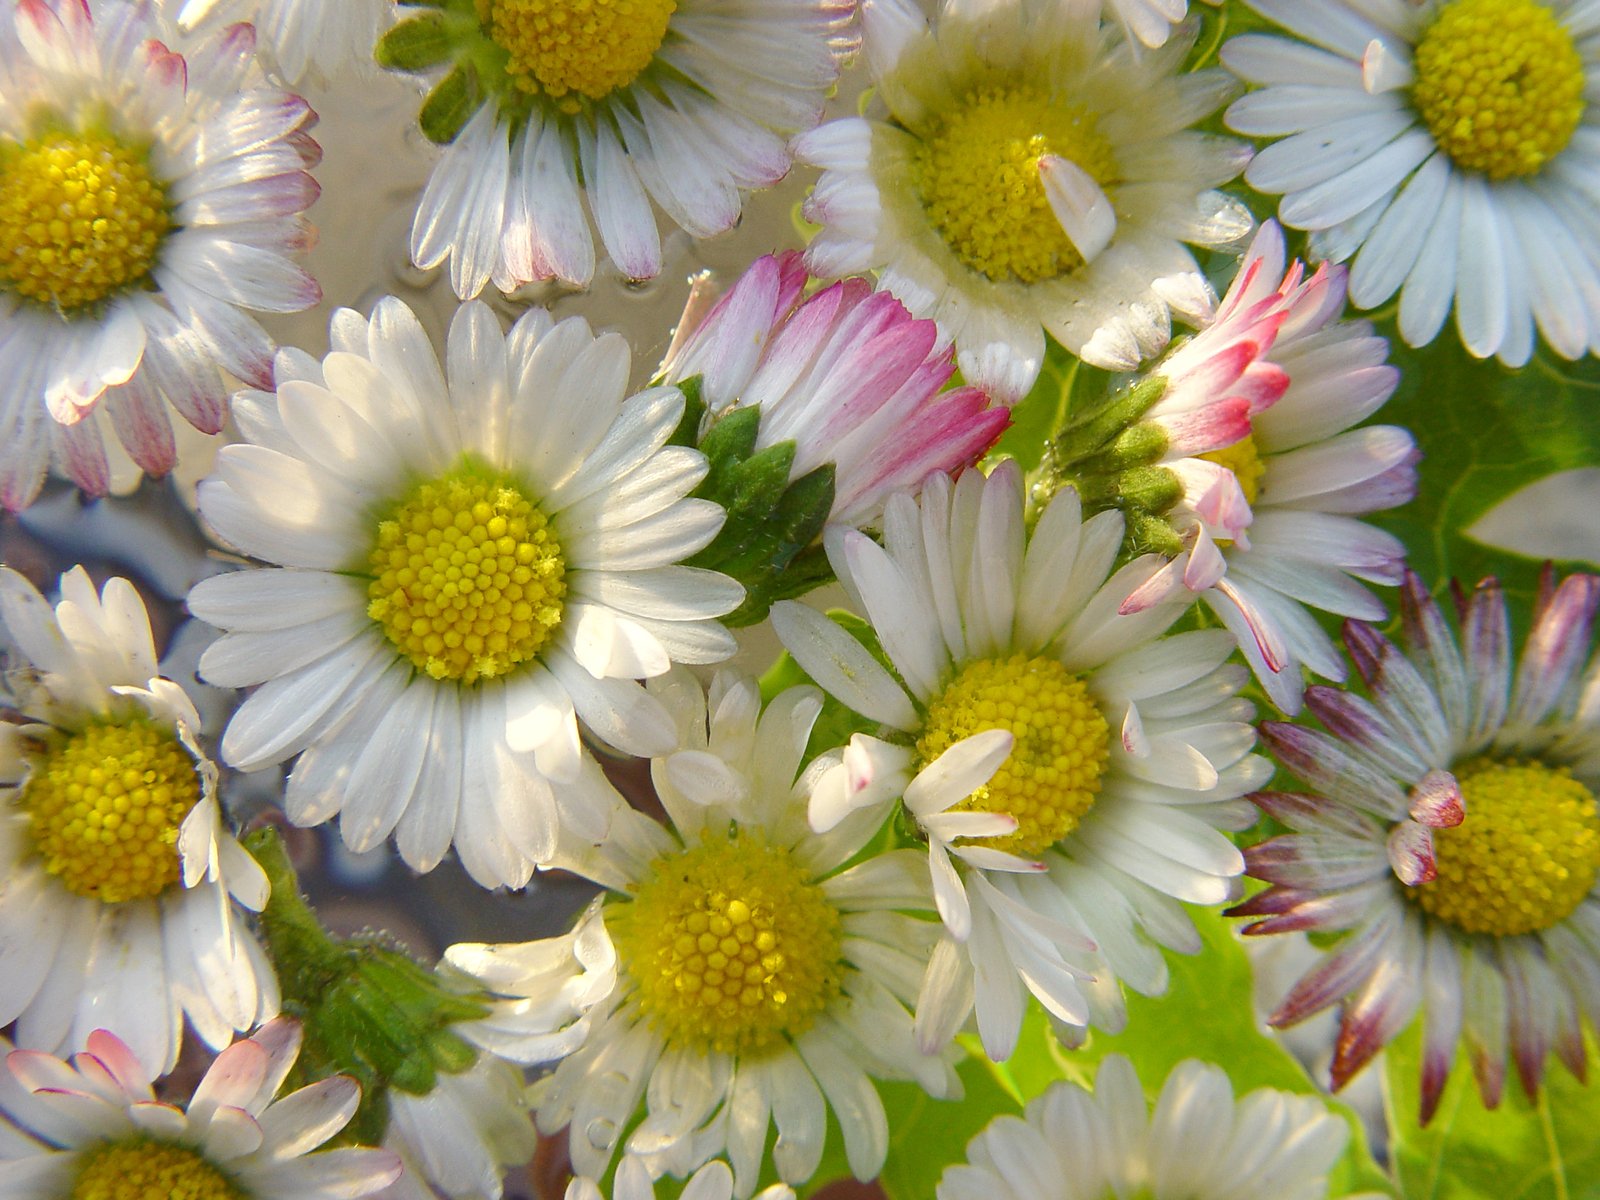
[686,405,837,626]
[244,827,490,1146]
[375,12,456,72]
[418,66,483,144]
[666,377,706,448]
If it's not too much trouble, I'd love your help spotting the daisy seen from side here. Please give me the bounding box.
[0,0,322,510]
[383,0,856,299]
[1224,0,1600,364]
[442,669,955,1196]
[770,461,1270,1058]
[0,1018,402,1199]
[793,0,1252,403]
[189,296,743,889]
[1233,569,1600,1121]
[659,251,1009,529]
[0,566,276,1075]
[1118,220,1415,714]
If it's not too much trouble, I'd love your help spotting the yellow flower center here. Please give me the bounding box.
[1199,433,1266,506]
[916,655,1110,857]
[475,0,675,110]
[913,87,1117,285]
[1411,758,1600,937]
[0,130,170,311]
[366,458,567,685]
[609,832,845,1056]
[21,718,199,904]
[1411,0,1585,180]
[72,1139,243,1200]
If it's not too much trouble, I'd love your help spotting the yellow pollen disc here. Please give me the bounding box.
[609,833,845,1056]
[475,0,675,109]
[72,1138,243,1200]
[917,655,1110,857]
[1411,758,1600,937]
[913,87,1117,285]
[0,130,170,311]
[21,718,199,904]
[366,458,566,685]
[1411,0,1585,180]
[1199,433,1266,506]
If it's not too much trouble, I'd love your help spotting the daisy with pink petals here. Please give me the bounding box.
[0,1018,401,1199]
[660,252,1009,528]
[771,463,1269,1058]
[0,0,322,510]
[1232,569,1600,1122]
[1122,221,1415,713]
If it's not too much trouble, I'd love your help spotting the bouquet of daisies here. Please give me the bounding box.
[2,1,1598,1198]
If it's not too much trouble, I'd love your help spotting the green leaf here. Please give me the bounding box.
[687,405,837,625]
[1385,1025,1600,1200]
[374,12,456,71]
[1366,327,1600,622]
[418,66,482,144]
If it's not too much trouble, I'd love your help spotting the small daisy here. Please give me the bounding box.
[770,461,1269,1057]
[659,252,1009,528]
[0,566,276,1075]
[938,1054,1350,1200]
[0,0,322,511]
[384,0,855,299]
[793,0,1251,402]
[0,1019,403,1199]
[1232,570,1600,1120]
[1121,221,1415,714]
[1225,0,1600,364]
[190,296,743,889]
[171,0,392,85]
[443,669,954,1196]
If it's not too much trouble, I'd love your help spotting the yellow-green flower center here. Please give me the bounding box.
[1411,758,1600,937]
[913,87,1117,285]
[0,129,170,311]
[1411,0,1586,180]
[917,655,1111,856]
[366,458,567,685]
[72,1138,243,1200]
[21,718,199,904]
[609,833,845,1056]
[475,0,675,111]
[1199,433,1266,506]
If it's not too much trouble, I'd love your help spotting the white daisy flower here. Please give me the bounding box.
[567,1158,796,1200]
[658,251,1010,528]
[792,0,1251,403]
[385,0,855,299]
[1121,221,1416,714]
[0,1019,403,1199]
[0,566,277,1075]
[1234,570,1600,1121]
[379,1054,536,1200]
[0,0,322,511]
[770,461,1269,1058]
[189,296,743,889]
[1224,0,1600,364]
[938,1054,1350,1200]
[442,670,955,1196]
[170,0,391,85]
